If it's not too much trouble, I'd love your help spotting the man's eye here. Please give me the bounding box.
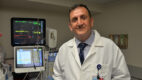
[81,15,87,20]
[72,18,77,22]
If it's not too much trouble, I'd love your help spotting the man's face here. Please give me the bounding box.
[69,7,93,39]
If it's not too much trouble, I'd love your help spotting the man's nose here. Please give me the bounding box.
[77,18,83,25]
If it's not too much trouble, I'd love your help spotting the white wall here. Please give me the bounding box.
[94,0,142,67]
[1,0,142,70]
[0,7,73,59]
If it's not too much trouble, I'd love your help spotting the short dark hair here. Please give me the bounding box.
[69,4,92,18]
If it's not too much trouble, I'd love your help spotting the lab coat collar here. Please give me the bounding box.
[66,30,104,67]
[93,30,104,47]
[67,30,104,47]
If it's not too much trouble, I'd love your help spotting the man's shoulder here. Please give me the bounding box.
[101,36,119,50]
[101,36,113,42]
[101,36,116,45]
[60,38,74,48]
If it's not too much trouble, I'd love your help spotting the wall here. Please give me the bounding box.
[1,1,142,78]
[94,0,142,68]
[0,7,73,59]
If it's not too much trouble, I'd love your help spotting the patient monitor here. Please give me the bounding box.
[14,46,45,73]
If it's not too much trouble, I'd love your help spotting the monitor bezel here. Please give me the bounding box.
[11,17,46,46]
[14,46,45,73]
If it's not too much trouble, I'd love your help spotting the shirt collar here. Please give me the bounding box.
[75,31,95,46]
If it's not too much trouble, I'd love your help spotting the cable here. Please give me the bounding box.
[23,72,28,80]
[34,71,41,80]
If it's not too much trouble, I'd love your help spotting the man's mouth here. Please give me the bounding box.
[76,25,85,29]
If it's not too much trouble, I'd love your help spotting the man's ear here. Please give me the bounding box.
[90,17,94,28]
[68,23,73,32]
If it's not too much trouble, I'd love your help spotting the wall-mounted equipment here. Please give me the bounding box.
[46,28,57,48]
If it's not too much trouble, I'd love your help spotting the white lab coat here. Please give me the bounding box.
[53,30,130,80]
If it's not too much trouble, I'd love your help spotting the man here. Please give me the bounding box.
[53,4,130,80]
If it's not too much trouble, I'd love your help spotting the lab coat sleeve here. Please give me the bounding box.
[111,46,131,80]
[52,49,64,80]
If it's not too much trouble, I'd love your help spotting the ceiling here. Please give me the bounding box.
[0,0,119,13]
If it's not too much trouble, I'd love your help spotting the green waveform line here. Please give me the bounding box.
[15,30,29,33]
[15,21,41,26]
[15,21,26,23]
[33,21,41,26]
[33,31,41,34]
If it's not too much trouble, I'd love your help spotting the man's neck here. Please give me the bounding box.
[76,31,92,42]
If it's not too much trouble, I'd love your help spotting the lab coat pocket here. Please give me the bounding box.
[85,64,98,80]
[89,63,110,80]
[98,64,111,80]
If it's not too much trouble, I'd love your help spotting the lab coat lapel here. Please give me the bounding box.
[85,30,104,61]
[68,38,81,68]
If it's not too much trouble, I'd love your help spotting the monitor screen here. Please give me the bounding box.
[14,46,45,73]
[11,18,46,46]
